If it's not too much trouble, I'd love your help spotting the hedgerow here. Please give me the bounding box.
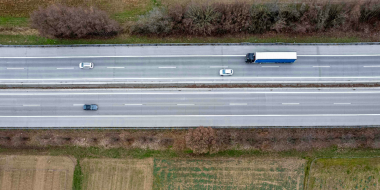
[30,4,120,38]
[131,1,380,36]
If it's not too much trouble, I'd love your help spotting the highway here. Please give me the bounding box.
[1,88,380,128]
[1,45,380,85]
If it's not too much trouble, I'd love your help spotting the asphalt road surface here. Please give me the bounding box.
[1,45,380,84]
[1,88,380,128]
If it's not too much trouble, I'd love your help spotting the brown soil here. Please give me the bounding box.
[80,158,153,190]
[0,155,76,190]
[1,128,380,152]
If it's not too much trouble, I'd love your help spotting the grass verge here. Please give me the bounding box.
[0,34,376,45]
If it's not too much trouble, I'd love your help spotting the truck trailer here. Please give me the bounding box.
[246,52,297,63]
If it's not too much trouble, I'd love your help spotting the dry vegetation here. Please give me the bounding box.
[1,0,380,42]
[30,4,120,38]
[154,158,306,189]
[131,0,380,37]
[0,155,76,190]
[81,158,153,190]
[1,128,380,153]
[308,157,380,190]
[185,126,217,154]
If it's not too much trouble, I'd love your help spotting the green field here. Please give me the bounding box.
[308,157,380,190]
[153,158,307,190]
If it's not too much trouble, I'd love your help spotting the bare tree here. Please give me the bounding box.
[185,126,218,154]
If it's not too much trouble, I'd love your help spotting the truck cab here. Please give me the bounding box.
[245,53,255,63]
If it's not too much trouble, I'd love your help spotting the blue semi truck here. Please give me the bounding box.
[246,52,297,63]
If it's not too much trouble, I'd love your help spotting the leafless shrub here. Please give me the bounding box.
[131,7,173,35]
[182,4,221,35]
[214,2,251,34]
[185,126,218,154]
[30,4,120,38]
[249,3,279,34]
[360,1,380,24]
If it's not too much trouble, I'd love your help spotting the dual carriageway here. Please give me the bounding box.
[1,44,380,127]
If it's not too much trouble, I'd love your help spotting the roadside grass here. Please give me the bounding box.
[46,146,179,159]
[1,145,380,160]
[0,34,375,45]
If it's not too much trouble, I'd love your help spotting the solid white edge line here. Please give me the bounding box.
[159,67,176,69]
[0,55,245,58]
[4,76,380,80]
[107,67,125,69]
[3,81,380,85]
[261,66,279,67]
[364,66,380,67]
[176,104,195,106]
[313,66,330,67]
[2,91,380,95]
[22,104,40,106]
[282,103,300,105]
[334,103,351,104]
[6,68,24,70]
[0,114,380,117]
[73,104,84,106]
[2,54,380,59]
[124,104,143,106]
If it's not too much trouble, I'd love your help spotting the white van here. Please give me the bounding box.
[79,62,94,69]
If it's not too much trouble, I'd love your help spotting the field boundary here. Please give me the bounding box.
[1,42,380,47]
[305,156,380,190]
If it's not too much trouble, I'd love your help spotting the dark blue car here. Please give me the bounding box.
[83,104,98,111]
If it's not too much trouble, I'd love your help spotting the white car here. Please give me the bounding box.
[79,62,94,69]
[220,69,233,76]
